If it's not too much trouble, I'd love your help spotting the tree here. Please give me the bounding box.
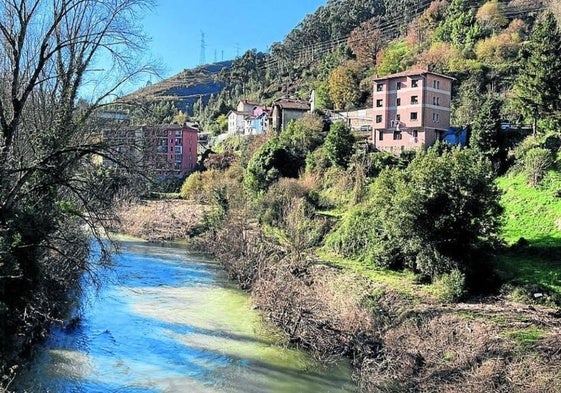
[524,147,554,187]
[326,147,502,290]
[476,1,509,34]
[470,94,504,171]
[0,0,153,375]
[348,17,384,67]
[375,41,413,76]
[327,65,360,110]
[434,0,482,51]
[324,121,354,168]
[512,12,561,136]
[244,139,299,195]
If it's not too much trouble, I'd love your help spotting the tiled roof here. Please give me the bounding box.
[273,99,310,111]
[374,69,455,81]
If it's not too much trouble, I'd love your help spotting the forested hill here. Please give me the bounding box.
[201,0,551,130]
[120,60,232,114]
[123,0,552,130]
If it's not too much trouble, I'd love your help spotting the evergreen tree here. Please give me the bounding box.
[324,121,354,168]
[513,12,561,135]
[470,94,504,171]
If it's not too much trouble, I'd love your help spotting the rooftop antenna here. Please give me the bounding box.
[214,49,217,63]
[199,31,206,65]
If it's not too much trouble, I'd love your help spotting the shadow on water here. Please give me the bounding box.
[15,241,356,393]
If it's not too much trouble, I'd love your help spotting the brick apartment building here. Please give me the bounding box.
[103,123,199,177]
[371,69,454,153]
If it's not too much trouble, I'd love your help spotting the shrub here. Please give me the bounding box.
[324,121,354,169]
[524,147,553,186]
[433,269,466,302]
[326,146,502,290]
[180,172,204,200]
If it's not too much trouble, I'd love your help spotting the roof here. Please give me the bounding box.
[240,99,261,106]
[272,98,311,111]
[144,123,198,132]
[374,68,455,81]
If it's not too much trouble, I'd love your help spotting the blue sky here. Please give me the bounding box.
[142,0,326,79]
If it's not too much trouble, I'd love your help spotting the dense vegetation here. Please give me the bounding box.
[174,1,561,390]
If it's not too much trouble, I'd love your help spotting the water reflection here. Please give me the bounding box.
[16,242,355,392]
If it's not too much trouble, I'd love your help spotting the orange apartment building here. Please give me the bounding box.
[371,69,454,153]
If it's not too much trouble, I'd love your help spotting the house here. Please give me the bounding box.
[237,99,261,113]
[228,100,270,135]
[103,123,198,177]
[270,98,311,132]
[371,69,454,153]
[227,110,246,135]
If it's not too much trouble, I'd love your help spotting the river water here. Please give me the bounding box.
[15,241,355,392]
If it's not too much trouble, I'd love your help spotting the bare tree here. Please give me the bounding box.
[0,0,154,380]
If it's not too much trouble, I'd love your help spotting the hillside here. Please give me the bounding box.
[121,60,232,114]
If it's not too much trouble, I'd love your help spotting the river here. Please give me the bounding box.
[15,241,356,392]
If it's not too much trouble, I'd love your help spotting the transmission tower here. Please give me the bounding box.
[199,31,206,65]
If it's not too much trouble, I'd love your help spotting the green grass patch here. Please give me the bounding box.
[497,171,561,247]
[497,252,561,294]
[496,170,561,297]
[316,249,434,299]
[502,326,546,348]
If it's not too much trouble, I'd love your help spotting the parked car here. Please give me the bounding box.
[359,124,372,132]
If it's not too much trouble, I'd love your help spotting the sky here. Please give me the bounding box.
[141,0,326,81]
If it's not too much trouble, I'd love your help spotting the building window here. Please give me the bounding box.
[433,96,440,106]
[411,96,419,104]
[175,138,182,145]
[375,115,382,123]
[174,146,182,154]
[396,82,401,90]
[411,112,418,120]
[379,131,384,141]
[175,130,182,137]
[411,79,418,88]
[175,154,182,163]
[412,130,418,138]
[376,99,383,107]
[376,83,383,92]
[396,98,401,106]
[433,113,440,123]
[396,114,401,121]
[393,131,402,140]
[434,80,440,89]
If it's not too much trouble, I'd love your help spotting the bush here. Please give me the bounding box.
[180,172,204,200]
[524,147,553,186]
[326,146,502,290]
[433,269,466,302]
[324,121,354,168]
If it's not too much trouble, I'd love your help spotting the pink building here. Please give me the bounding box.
[371,69,454,153]
[102,123,198,177]
[148,123,199,176]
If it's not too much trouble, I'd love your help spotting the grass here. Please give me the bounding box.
[497,171,561,246]
[502,326,546,349]
[496,169,561,298]
[316,249,435,300]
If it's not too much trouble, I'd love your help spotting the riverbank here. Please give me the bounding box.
[112,199,208,242]
[115,199,561,392]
